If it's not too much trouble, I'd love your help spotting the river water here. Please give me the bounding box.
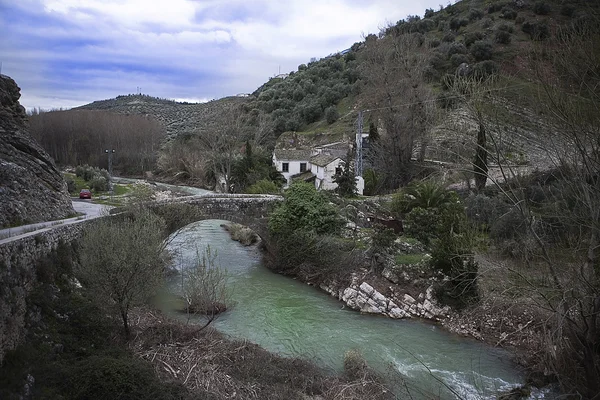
[165,220,529,399]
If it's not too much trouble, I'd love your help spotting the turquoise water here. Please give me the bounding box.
[166,220,526,399]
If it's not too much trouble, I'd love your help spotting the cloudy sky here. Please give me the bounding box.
[1,0,443,110]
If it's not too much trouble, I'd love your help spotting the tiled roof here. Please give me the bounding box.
[310,153,341,167]
[273,148,312,161]
[291,171,316,182]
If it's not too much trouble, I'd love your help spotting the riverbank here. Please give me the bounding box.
[234,223,552,393]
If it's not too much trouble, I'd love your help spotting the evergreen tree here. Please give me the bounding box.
[333,150,358,197]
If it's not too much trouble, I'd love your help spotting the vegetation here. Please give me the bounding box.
[29,109,164,175]
[77,209,168,337]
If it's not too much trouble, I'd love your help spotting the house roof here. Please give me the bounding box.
[273,148,312,161]
[291,171,316,182]
[310,153,341,167]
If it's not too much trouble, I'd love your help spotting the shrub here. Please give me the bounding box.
[489,206,528,241]
[560,4,575,17]
[89,175,108,192]
[450,53,470,68]
[495,30,512,44]
[66,178,77,194]
[498,23,514,33]
[468,8,484,21]
[487,2,508,13]
[246,179,280,194]
[424,8,435,18]
[429,39,441,48]
[522,20,550,40]
[325,106,339,124]
[449,17,468,31]
[446,42,467,56]
[464,193,511,230]
[464,31,484,47]
[533,1,551,15]
[442,31,456,42]
[268,181,344,235]
[470,40,494,61]
[471,60,500,78]
[500,7,518,19]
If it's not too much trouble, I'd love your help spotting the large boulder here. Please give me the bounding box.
[0,75,74,228]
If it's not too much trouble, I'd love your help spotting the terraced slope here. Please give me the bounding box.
[77,94,250,139]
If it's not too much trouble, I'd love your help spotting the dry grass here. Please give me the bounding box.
[129,308,396,400]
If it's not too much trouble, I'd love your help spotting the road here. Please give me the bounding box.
[0,199,111,244]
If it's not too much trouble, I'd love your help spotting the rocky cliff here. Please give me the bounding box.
[0,75,74,228]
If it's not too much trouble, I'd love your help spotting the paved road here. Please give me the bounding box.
[0,199,111,244]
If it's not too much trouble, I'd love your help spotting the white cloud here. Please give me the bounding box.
[3,0,442,109]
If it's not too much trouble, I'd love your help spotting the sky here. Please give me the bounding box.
[0,0,446,110]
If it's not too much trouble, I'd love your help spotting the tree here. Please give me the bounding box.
[268,181,344,236]
[484,17,600,397]
[77,209,167,337]
[333,151,358,197]
[180,246,228,331]
[360,33,437,190]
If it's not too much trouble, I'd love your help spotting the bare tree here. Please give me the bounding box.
[360,32,436,190]
[77,209,167,338]
[180,245,228,331]
[199,107,249,193]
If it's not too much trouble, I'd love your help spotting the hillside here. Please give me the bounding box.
[51,0,599,191]
[77,94,250,139]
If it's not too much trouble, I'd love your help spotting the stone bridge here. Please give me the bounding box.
[151,193,283,238]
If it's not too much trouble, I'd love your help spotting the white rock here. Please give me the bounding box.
[359,282,374,296]
[403,294,416,304]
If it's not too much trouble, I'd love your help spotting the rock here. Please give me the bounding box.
[403,294,416,304]
[382,266,400,283]
[0,75,74,228]
[359,282,374,296]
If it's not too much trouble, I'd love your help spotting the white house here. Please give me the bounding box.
[272,149,313,186]
[310,153,343,191]
[273,146,364,195]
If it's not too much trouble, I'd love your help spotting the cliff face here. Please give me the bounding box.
[0,75,74,228]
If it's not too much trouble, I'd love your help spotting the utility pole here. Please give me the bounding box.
[105,149,115,196]
[354,110,364,177]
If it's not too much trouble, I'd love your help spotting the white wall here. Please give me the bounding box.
[273,156,309,186]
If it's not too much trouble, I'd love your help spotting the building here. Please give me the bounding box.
[272,143,364,194]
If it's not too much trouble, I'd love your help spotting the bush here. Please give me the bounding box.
[469,8,484,21]
[442,31,456,42]
[446,42,467,56]
[470,40,494,61]
[471,60,500,78]
[533,1,551,15]
[464,193,511,230]
[246,179,280,194]
[495,30,512,44]
[450,53,470,68]
[89,175,108,192]
[500,7,518,19]
[325,106,339,124]
[561,4,575,17]
[66,178,77,194]
[268,181,344,235]
[464,31,484,47]
[62,355,186,400]
[449,17,468,31]
[522,20,550,40]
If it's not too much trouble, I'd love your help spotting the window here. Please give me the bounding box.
[300,163,307,172]
[335,166,343,175]
[282,162,289,172]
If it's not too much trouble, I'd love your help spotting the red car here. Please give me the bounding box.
[79,189,92,199]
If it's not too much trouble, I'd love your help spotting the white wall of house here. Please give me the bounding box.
[311,158,343,191]
[272,155,310,186]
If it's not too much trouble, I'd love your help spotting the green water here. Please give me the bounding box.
[166,220,528,399]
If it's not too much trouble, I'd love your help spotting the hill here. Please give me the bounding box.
[76,94,250,139]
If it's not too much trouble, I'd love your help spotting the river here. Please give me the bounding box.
[164,220,532,399]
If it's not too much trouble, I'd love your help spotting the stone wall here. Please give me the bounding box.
[0,222,89,365]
